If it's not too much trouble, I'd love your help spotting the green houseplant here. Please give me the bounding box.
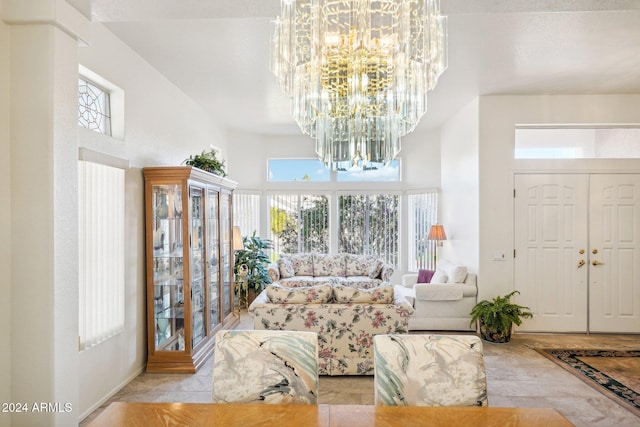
[469,290,533,343]
[183,149,227,177]
[234,232,273,305]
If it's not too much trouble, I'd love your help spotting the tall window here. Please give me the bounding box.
[407,192,439,271]
[78,77,112,136]
[269,194,329,256]
[233,193,261,237]
[338,194,399,266]
[78,160,125,350]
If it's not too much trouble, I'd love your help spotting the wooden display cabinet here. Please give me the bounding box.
[144,166,238,373]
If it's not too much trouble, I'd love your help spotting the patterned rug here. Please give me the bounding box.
[535,348,640,418]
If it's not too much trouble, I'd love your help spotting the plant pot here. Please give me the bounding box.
[478,319,512,343]
[247,289,258,306]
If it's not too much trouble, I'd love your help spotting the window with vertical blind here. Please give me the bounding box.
[268,194,329,256]
[239,190,438,271]
[78,154,127,350]
[338,194,399,266]
[407,192,439,271]
[233,193,261,237]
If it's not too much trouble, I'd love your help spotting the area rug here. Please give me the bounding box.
[535,348,640,418]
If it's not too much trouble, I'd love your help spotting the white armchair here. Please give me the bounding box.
[399,260,477,331]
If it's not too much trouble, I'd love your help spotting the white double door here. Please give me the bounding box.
[514,173,640,333]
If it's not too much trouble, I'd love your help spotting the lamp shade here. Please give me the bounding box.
[427,224,447,241]
[232,226,244,251]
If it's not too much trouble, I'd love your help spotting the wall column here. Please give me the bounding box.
[2,0,89,425]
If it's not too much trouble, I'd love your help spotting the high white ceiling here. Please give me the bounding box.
[80,0,640,135]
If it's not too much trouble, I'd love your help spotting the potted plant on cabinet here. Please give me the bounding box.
[234,232,273,306]
[183,149,227,177]
[469,290,533,343]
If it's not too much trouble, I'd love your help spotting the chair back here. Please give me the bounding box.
[211,330,319,404]
[374,334,487,406]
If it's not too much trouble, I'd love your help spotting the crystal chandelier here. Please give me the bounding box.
[271,0,447,171]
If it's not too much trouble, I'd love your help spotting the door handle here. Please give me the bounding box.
[578,260,585,268]
[592,260,605,266]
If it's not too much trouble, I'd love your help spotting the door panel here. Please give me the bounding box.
[514,174,589,332]
[589,174,640,333]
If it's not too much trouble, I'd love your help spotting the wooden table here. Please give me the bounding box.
[329,405,575,426]
[87,402,574,427]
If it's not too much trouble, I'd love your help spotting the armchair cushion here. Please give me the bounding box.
[431,269,448,283]
[439,259,468,283]
[415,283,464,301]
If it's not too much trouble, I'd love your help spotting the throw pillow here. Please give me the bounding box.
[368,260,384,279]
[430,269,448,283]
[417,269,435,283]
[333,284,394,304]
[278,257,295,279]
[446,264,468,283]
[266,283,333,304]
[291,253,314,276]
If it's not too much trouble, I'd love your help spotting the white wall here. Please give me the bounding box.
[0,16,11,427]
[75,22,228,420]
[478,94,640,301]
[440,98,480,272]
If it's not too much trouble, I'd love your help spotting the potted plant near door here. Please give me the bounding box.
[469,290,533,343]
[234,232,273,306]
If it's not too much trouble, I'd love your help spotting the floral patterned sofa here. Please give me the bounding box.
[249,282,414,376]
[267,253,394,289]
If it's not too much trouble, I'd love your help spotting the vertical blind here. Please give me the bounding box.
[268,194,329,256]
[407,192,439,271]
[233,193,261,237]
[78,161,125,350]
[338,194,399,266]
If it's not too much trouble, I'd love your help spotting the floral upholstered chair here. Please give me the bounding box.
[211,330,319,404]
[373,334,488,407]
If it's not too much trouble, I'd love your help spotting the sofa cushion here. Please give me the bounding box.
[266,283,333,304]
[279,276,316,288]
[278,256,295,279]
[333,284,394,304]
[313,253,346,277]
[417,269,435,283]
[338,276,383,289]
[290,253,314,276]
[345,254,375,276]
[431,269,448,283]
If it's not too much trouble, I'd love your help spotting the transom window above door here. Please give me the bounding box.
[514,126,640,159]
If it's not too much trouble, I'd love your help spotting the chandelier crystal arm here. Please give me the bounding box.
[271,0,447,171]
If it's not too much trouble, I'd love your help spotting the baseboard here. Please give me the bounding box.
[78,364,146,422]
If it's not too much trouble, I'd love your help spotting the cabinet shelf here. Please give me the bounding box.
[145,166,239,373]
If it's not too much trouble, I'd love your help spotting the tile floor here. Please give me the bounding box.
[81,312,640,426]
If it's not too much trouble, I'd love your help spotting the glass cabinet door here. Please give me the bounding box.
[190,185,205,349]
[206,188,220,331]
[220,193,232,317]
[152,184,185,351]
